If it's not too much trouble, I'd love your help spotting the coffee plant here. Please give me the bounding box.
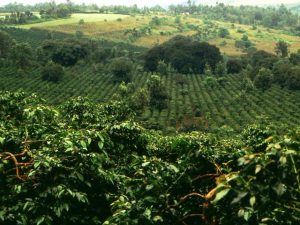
[0,90,299,225]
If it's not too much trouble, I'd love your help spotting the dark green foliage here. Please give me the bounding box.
[242,124,273,152]
[218,27,229,38]
[110,57,133,83]
[286,66,300,90]
[90,47,111,63]
[144,35,222,74]
[147,75,169,110]
[0,91,299,225]
[0,11,39,25]
[272,59,291,87]
[39,3,72,19]
[275,40,289,58]
[0,31,14,59]
[150,16,163,26]
[254,68,273,90]
[226,59,243,74]
[42,39,90,67]
[215,61,227,76]
[289,50,300,65]
[9,42,34,69]
[251,50,278,69]
[42,61,64,83]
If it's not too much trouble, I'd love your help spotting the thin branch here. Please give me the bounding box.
[0,152,24,181]
[180,192,206,201]
[0,151,33,181]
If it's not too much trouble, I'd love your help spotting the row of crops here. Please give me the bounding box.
[0,64,299,133]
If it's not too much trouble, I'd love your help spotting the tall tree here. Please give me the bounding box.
[147,75,169,110]
[275,40,289,58]
[0,31,14,59]
[10,42,33,69]
[144,35,222,74]
[110,57,133,83]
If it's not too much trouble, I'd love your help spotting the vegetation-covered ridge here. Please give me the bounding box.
[0,90,299,225]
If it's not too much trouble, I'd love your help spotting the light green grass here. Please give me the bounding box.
[12,13,129,29]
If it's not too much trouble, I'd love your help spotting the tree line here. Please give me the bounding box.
[1,2,299,33]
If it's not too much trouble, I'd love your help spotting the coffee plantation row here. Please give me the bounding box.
[0,62,299,134]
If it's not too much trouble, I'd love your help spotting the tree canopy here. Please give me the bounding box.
[144,35,222,74]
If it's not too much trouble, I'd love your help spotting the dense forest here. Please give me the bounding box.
[0,1,300,224]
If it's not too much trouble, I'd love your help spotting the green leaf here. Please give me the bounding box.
[273,182,286,196]
[153,215,163,222]
[244,211,251,221]
[279,156,287,165]
[36,216,45,225]
[0,137,5,144]
[250,196,256,207]
[212,188,230,204]
[80,140,87,149]
[231,191,248,204]
[255,164,262,174]
[146,184,154,191]
[0,210,5,220]
[98,141,104,150]
[76,172,84,182]
[169,164,179,173]
[238,208,245,217]
[142,162,150,167]
[143,208,151,220]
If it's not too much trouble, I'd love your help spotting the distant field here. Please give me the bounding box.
[9,13,300,56]
[5,13,300,55]
[0,13,9,19]
[13,13,129,29]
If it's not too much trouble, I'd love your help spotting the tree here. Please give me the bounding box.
[254,68,273,90]
[215,61,227,76]
[110,57,133,83]
[42,61,65,83]
[226,59,243,74]
[218,28,229,38]
[285,66,300,90]
[147,75,169,110]
[0,31,14,59]
[289,50,300,65]
[10,42,33,69]
[42,39,90,67]
[235,34,253,50]
[128,88,149,113]
[144,35,222,74]
[272,59,291,87]
[251,50,277,69]
[275,40,289,58]
[78,18,85,25]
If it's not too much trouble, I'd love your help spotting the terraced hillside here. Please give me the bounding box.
[1,16,300,134]
[0,63,299,133]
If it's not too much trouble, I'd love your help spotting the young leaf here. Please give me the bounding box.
[211,188,230,204]
[250,196,256,207]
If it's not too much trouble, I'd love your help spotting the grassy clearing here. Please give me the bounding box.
[47,16,149,37]
[12,13,129,29]
[0,13,9,19]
